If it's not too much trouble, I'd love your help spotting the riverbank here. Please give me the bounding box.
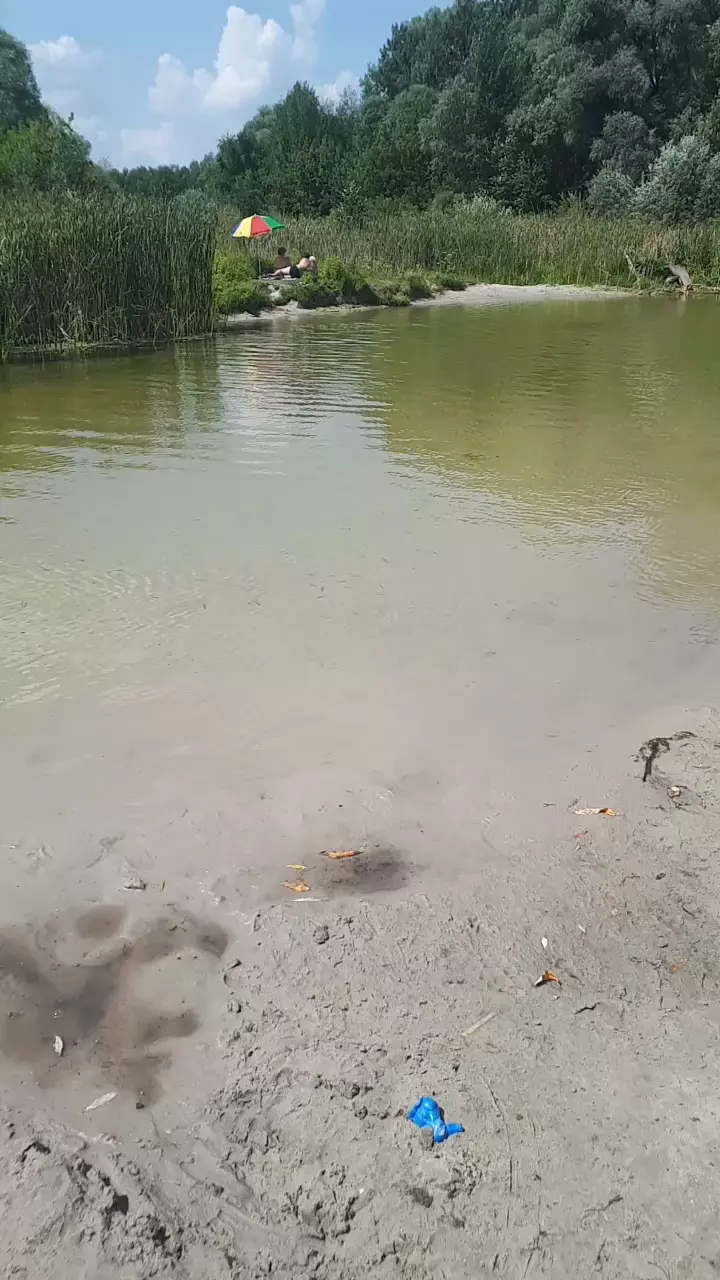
[2,713,720,1278]
[1,191,706,360]
[220,281,632,328]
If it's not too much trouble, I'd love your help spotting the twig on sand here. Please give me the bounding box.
[462,1011,497,1037]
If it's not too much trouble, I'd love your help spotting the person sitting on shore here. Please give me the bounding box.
[273,253,318,281]
[297,254,318,278]
[274,246,292,273]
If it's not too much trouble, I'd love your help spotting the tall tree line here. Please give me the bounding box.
[3,2,720,219]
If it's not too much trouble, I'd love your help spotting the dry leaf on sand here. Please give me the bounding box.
[323,850,361,861]
[283,880,310,893]
[534,970,561,987]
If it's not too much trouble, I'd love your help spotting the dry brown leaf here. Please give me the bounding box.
[324,850,361,861]
[283,880,310,893]
[574,807,616,817]
[669,959,686,974]
[535,970,561,987]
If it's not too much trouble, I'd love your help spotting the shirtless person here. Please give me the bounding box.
[274,246,292,273]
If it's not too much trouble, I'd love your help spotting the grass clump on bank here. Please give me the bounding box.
[0,194,216,360]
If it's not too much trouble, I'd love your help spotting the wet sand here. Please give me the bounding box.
[224,281,630,326]
[3,714,720,1279]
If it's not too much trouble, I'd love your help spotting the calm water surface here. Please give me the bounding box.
[2,296,720,894]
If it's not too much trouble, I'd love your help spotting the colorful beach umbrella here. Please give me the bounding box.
[231,215,285,239]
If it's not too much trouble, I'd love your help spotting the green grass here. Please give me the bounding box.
[0,193,216,359]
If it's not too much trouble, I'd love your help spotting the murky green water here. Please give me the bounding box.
[3,292,720,905]
[3,296,720,713]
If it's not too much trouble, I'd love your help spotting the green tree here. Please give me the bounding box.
[633,133,720,221]
[351,85,437,206]
[590,111,656,182]
[0,29,45,132]
[0,116,92,193]
[424,4,519,194]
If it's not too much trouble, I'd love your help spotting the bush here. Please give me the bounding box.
[294,276,338,309]
[213,253,270,313]
[433,271,467,291]
[213,250,263,312]
[403,272,433,300]
[351,279,381,305]
[318,255,380,304]
[632,135,720,224]
[372,279,412,306]
[318,255,350,296]
[587,167,636,217]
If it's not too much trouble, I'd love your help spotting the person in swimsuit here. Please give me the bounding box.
[274,247,292,272]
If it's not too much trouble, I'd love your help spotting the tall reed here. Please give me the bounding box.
[0,194,216,359]
[219,205,720,289]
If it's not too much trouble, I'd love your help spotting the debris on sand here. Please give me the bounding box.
[287,864,306,871]
[123,876,147,891]
[541,937,548,949]
[313,924,330,945]
[535,970,561,987]
[323,850,361,860]
[84,1091,117,1112]
[408,1096,464,1143]
[462,1011,497,1037]
[53,1035,64,1057]
[283,880,310,893]
[574,807,616,817]
[637,731,696,782]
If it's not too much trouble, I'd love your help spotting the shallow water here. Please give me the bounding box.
[2,296,720,907]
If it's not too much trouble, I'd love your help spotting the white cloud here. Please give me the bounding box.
[120,122,175,164]
[318,69,359,105]
[146,1,326,122]
[202,9,289,110]
[29,35,95,68]
[290,0,326,63]
[29,35,106,150]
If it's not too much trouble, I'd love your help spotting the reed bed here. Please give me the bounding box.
[0,194,216,359]
[221,206,720,289]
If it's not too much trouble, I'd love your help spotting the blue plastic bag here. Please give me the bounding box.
[407,1096,464,1144]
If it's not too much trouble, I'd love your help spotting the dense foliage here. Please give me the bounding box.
[3,3,720,221]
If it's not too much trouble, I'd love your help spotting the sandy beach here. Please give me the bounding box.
[2,708,720,1278]
[222,281,631,327]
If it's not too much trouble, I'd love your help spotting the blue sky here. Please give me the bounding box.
[6,0,440,167]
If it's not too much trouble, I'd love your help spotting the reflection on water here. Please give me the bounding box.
[1,297,720,708]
